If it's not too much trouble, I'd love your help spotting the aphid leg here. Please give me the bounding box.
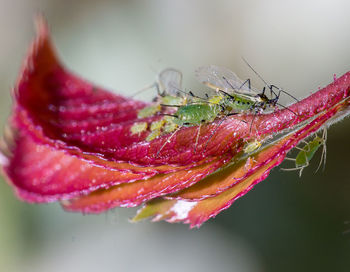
[222,76,252,91]
[203,113,245,151]
[193,124,202,153]
[156,126,182,157]
[170,85,207,102]
[322,129,327,170]
[284,157,296,161]
[203,117,228,150]
[294,146,306,151]
[280,161,309,177]
[270,84,299,102]
[238,78,251,91]
[249,109,258,134]
[316,128,327,172]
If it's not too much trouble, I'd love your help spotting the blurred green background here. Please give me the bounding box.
[0,1,350,271]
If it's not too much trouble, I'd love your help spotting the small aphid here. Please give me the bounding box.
[145,119,166,141]
[132,68,183,98]
[130,122,148,136]
[162,117,178,133]
[146,130,162,142]
[281,128,327,177]
[137,104,161,118]
[150,119,166,131]
[243,139,262,154]
[244,157,255,171]
[156,99,244,156]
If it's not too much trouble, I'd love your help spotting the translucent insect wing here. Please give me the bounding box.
[157,68,183,96]
[195,65,258,95]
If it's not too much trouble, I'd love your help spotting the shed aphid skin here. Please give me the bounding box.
[135,68,186,119]
[281,128,327,177]
[130,68,187,142]
[131,68,183,97]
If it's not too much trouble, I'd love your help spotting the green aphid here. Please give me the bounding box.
[145,119,165,142]
[150,119,166,131]
[195,65,272,113]
[161,95,185,107]
[282,128,327,177]
[146,118,178,142]
[243,139,262,154]
[137,104,161,118]
[146,130,161,142]
[163,117,178,133]
[130,122,148,136]
[156,102,241,156]
[173,104,220,126]
[195,64,298,114]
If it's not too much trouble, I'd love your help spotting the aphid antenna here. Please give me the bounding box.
[241,57,273,95]
[242,57,299,103]
[169,84,208,101]
[130,82,159,98]
[170,84,221,106]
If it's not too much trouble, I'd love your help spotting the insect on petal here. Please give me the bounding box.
[1,17,350,228]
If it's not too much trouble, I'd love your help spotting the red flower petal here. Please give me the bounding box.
[62,154,232,211]
[133,96,350,227]
[1,17,350,228]
[13,18,350,170]
[2,129,148,202]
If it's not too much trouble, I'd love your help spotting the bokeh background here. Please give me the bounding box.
[0,1,350,271]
